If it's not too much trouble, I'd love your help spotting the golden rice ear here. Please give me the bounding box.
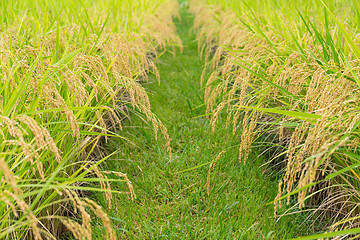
[2,188,42,240]
[60,68,88,106]
[6,140,44,178]
[41,83,80,138]
[17,115,47,149]
[62,188,120,240]
[0,116,46,178]
[0,191,19,218]
[61,219,90,240]
[103,171,136,201]
[90,165,112,209]
[62,190,92,240]
[41,126,62,162]
[0,116,24,139]
[148,60,161,84]
[74,55,117,106]
[0,158,21,195]
[16,115,61,161]
[82,198,116,240]
[210,101,226,132]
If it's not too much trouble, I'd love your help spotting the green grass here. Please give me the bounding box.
[0,0,180,238]
[93,8,315,239]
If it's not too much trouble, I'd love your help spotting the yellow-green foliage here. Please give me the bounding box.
[0,0,181,239]
[190,0,360,236]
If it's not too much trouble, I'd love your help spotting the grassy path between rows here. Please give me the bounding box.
[93,7,311,239]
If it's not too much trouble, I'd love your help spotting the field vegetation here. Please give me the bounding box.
[0,0,180,239]
[190,0,360,238]
[2,0,360,239]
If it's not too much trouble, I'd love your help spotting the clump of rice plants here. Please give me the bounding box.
[0,0,181,239]
[190,0,360,237]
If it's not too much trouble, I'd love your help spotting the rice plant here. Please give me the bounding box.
[190,0,360,238]
[0,0,181,239]
[5,0,360,238]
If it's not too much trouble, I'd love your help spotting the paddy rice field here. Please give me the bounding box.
[1,0,360,239]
